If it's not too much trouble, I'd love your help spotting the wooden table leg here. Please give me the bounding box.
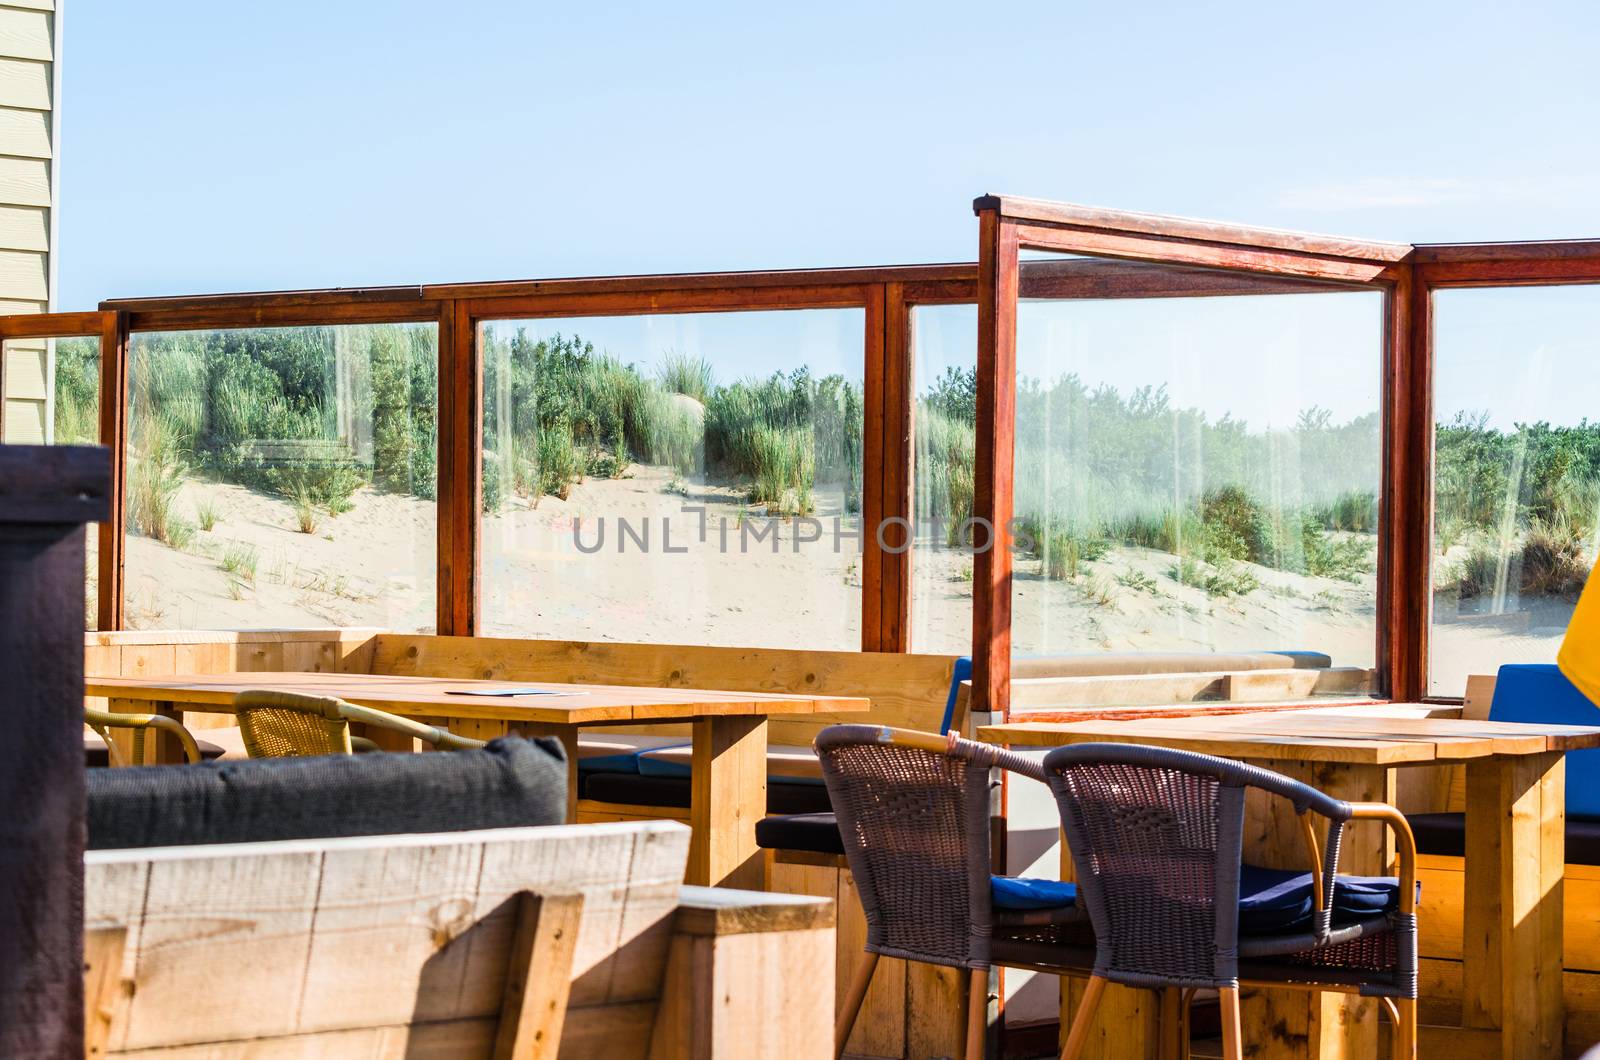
[149,699,185,764]
[1462,751,1564,1060]
[1240,759,1392,1060]
[687,715,766,889]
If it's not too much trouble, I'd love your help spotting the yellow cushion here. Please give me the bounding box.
[1560,568,1600,706]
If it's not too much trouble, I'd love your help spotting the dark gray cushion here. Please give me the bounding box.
[755,812,845,855]
[87,736,567,850]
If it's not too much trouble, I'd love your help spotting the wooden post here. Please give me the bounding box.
[0,444,112,1058]
[972,207,1019,719]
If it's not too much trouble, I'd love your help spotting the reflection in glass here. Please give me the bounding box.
[911,304,978,653]
[1431,286,1600,696]
[1010,255,1383,688]
[3,334,102,627]
[480,310,864,649]
[124,324,438,630]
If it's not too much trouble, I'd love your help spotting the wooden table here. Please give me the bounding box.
[87,671,868,889]
[978,709,1600,1060]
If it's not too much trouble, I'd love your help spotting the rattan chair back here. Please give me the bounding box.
[1042,743,1351,990]
[235,690,354,758]
[815,724,1044,971]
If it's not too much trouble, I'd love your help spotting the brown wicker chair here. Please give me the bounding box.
[234,689,486,758]
[1042,743,1417,1060]
[815,724,1093,1060]
[85,707,202,766]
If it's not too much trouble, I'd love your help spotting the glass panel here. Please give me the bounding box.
[3,333,101,627]
[1010,254,1384,694]
[123,324,438,630]
[911,304,978,653]
[480,309,865,649]
[1431,286,1600,697]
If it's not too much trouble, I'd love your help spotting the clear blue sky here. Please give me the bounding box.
[56,2,1600,426]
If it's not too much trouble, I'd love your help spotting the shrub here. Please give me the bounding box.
[1302,523,1374,581]
[1521,516,1591,598]
[1200,486,1270,564]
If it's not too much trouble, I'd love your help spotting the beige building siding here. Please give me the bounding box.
[0,0,55,443]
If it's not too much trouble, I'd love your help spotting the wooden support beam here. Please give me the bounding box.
[0,445,111,1058]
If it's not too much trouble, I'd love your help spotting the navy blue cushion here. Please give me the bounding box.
[577,751,649,775]
[992,875,1079,910]
[1238,864,1402,935]
[1491,665,1600,818]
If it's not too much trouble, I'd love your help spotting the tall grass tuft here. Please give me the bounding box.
[658,351,716,403]
[127,410,189,547]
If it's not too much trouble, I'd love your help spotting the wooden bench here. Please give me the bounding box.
[84,820,834,1058]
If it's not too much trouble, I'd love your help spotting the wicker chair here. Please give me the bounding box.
[85,707,202,766]
[234,689,486,758]
[815,724,1093,1060]
[1042,743,1417,1060]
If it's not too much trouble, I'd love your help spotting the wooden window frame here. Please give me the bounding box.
[970,195,1417,718]
[8,223,1588,676]
[0,310,123,629]
[1410,240,1600,701]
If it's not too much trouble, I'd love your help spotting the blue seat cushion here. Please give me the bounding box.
[1490,665,1600,817]
[992,875,1079,910]
[1238,864,1402,935]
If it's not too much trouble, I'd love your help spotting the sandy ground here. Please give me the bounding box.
[122,463,1568,695]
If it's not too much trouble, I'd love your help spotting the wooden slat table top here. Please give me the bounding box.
[86,671,870,725]
[978,707,1600,764]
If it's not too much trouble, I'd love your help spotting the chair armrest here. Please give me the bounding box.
[1345,802,1418,915]
[339,703,486,751]
[85,708,202,764]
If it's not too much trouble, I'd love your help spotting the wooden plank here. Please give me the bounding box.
[86,670,866,726]
[0,6,51,62]
[84,821,691,1054]
[837,867,909,1058]
[0,56,48,110]
[688,715,766,888]
[368,633,954,744]
[98,312,127,630]
[0,307,104,338]
[1240,759,1391,1059]
[493,893,584,1060]
[1014,222,1399,285]
[972,209,1018,718]
[972,195,1412,264]
[1384,263,1429,701]
[978,720,1438,764]
[860,282,888,651]
[82,927,125,1059]
[1462,751,1566,1058]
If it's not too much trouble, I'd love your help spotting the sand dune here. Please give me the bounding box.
[120,463,1561,696]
